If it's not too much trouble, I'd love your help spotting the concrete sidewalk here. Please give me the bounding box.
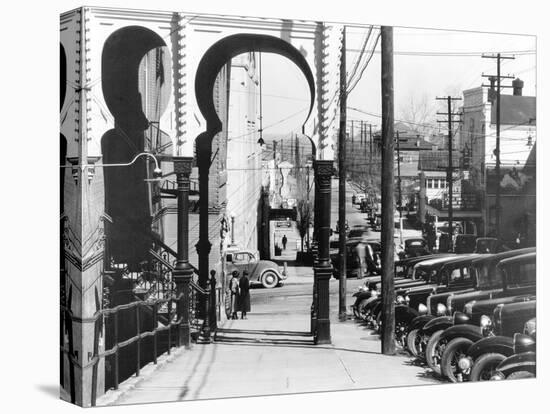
[97,309,438,406]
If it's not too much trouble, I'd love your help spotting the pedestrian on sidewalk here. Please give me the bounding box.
[282,234,288,250]
[229,270,240,320]
[239,270,251,319]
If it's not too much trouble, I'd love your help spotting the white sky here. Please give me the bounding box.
[258,25,536,136]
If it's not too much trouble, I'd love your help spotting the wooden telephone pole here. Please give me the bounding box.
[481,53,515,240]
[338,26,348,321]
[436,95,462,249]
[380,26,395,355]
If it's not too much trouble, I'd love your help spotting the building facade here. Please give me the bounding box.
[459,80,536,242]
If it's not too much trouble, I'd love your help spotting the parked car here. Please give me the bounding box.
[460,304,536,382]
[348,225,371,239]
[225,249,286,288]
[438,299,536,383]
[399,238,430,259]
[408,249,535,366]
[491,318,536,380]
[453,234,478,254]
[425,252,536,380]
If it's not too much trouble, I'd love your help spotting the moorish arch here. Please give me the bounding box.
[193,33,334,344]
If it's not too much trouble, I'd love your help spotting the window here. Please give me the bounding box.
[427,179,433,189]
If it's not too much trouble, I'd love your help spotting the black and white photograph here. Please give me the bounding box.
[4,1,548,413]
[56,2,541,408]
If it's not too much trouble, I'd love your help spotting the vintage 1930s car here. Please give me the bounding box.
[426,252,535,381]
[405,247,534,357]
[225,249,287,289]
[491,318,536,380]
[440,299,535,382]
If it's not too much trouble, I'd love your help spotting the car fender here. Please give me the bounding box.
[496,351,536,376]
[467,335,514,360]
[421,316,453,336]
[440,324,483,343]
[256,260,283,277]
[363,296,381,312]
[409,315,435,331]
[371,298,383,316]
[395,305,420,325]
[353,291,372,301]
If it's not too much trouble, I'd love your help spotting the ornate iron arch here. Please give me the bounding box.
[194,33,316,151]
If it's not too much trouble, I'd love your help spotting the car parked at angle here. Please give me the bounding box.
[405,248,535,357]
[225,248,287,289]
[491,318,536,380]
[421,252,536,380]
[398,238,430,259]
[454,302,536,382]
[360,254,465,344]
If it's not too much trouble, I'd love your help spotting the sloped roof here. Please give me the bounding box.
[491,95,536,126]
[418,151,460,171]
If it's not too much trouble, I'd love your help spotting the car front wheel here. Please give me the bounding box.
[441,337,474,382]
[261,271,279,289]
[470,353,506,382]
[406,328,422,358]
[425,330,445,375]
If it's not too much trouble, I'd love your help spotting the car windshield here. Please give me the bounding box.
[474,262,499,289]
[503,260,536,289]
[415,265,438,282]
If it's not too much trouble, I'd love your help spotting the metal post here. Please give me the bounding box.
[152,303,158,364]
[172,156,194,349]
[196,139,213,296]
[338,26,347,321]
[495,54,501,240]
[447,96,454,246]
[202,278,212,343]
[136,304,141,376]
[209,270,217,332]
[313,159,334,344]
[113,312,119,390]
[380,26,396,355]
[396,130,403,245]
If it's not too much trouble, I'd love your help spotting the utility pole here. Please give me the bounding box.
[295,133,299,184]
[436,95,462,250]
[369,123,373,187]
[380,26,395,355]
[482,53,515,240]
[396,130,403,245]
[338,26,348,322]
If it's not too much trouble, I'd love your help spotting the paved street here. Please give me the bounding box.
[98,262,438,406]
[96,178,433,407]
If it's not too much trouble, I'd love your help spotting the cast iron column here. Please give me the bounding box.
[313,159,333,344]
[310,165,321,333]
[196,139,213,320]
[172,156,194,349]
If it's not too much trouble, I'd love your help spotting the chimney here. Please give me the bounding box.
[513,78,524,96]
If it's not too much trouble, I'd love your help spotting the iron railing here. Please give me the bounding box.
[61,233,219,406]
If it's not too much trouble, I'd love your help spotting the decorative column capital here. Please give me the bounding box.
[173,156,194,176]
[313,159,334,177]
[195,240,212,256]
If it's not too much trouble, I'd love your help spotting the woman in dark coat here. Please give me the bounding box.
[229,270,240,320]
[239,271,251,319]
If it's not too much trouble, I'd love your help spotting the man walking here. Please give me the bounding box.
[282,234,288,250]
